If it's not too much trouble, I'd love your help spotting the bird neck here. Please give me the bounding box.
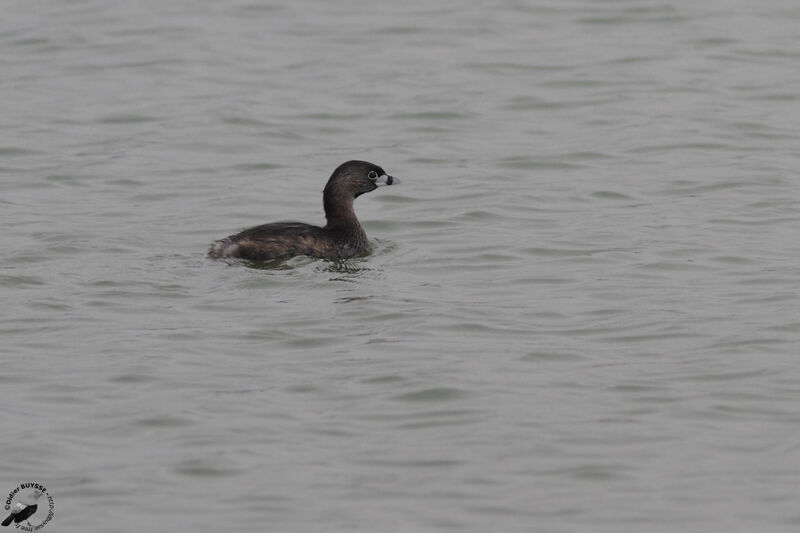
[323,191,360,231]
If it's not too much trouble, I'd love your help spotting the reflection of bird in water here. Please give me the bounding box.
[2,490,44,527]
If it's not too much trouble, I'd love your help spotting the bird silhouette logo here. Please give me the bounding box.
[2,484,54,531]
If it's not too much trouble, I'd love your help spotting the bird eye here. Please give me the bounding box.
[368,170,378,180]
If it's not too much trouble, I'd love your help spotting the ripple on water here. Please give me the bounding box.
[388,111,473,120]
[589,190,636,201]
[0,274,46,287]
[136,415,195,428]
[173,458,243,478]
[498,156,584,170]
[109,373,157,384]
[393,387,469,403]
[521,351,585,362]
[96,114,159,124]
[0,146,45,156]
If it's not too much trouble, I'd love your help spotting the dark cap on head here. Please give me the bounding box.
[324,160,397,199]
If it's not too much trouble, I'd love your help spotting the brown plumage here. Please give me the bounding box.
[208,160,398,261]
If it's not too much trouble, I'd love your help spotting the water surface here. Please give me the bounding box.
[3,1,800,531]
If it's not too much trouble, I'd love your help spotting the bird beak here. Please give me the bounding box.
[375,174,398,186]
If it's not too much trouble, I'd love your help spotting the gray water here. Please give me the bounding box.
[3,1,800,531]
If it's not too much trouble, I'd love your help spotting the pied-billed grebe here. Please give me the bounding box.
[208,160,398,261]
